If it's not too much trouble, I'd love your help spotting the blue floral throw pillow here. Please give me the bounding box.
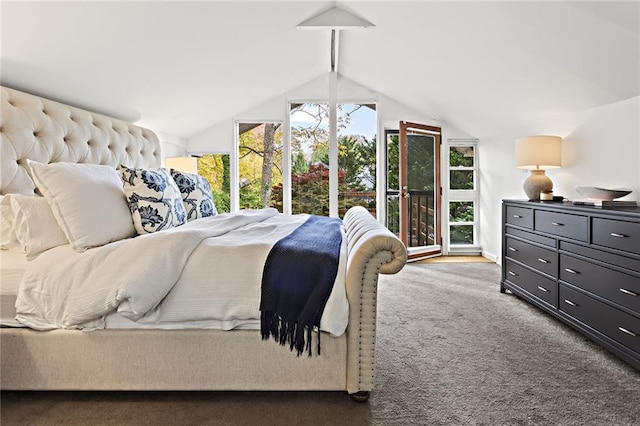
[118,166,187,235]
[170,169,217,221]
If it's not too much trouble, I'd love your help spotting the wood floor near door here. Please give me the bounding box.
[417,255,493,264]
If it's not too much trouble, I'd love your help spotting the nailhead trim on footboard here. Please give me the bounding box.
[343,207,407,394]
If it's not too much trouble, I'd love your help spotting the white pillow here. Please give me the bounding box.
[28,161,136,251]
[10,194,69,259]
[118,166,187,234]
[0,195,20,251]
[170,169,217,221]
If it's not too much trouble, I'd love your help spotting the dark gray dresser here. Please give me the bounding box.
[501,199,640,369]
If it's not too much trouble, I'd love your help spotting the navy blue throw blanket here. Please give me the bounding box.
[260,215,342,356]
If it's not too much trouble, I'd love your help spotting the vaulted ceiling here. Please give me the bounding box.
[2,1,638,140]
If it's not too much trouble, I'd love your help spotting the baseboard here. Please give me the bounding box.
[482,250,498,263]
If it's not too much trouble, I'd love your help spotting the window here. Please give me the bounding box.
[289,103,330,215]
[447,141,479,252]
[337,103,377,218]
[288,102,377,217]
[196,154,231,214]
[237,122,283,212]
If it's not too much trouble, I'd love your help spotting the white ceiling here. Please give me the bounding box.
[2,1,638,139]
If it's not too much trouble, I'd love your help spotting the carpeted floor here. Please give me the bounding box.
[2,262,639,425]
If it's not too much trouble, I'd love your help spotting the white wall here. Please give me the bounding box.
[155,131,189,165]
[189,73,457,154]
[480,96,640,263]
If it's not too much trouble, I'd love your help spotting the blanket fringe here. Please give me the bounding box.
[261,311,319,357]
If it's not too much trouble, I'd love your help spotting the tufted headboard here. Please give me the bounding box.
[0,86,162,195]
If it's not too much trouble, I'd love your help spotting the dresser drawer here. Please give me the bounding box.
[559,254,640,314]
[506,227,556,248]
[592,218,640,256]
[505,236,557,278]
[560,241,640,273]
[505,259,557,307]
[506,205,533,229]
[535,210,588,242]
[560,284,640,354]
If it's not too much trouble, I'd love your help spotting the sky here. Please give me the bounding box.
[290,103,377,141]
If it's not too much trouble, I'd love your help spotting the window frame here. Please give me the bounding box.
[446,140,480,253]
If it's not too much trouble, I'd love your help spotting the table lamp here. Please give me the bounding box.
[515,136,562,201]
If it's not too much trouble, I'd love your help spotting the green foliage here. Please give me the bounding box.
[238,123,283,210]
[339,135,376,191]
[387,134,399,190]
[449,202,474,222]
[450,147,474,167]
[450,225,473,244]
[197,154,230,213]
[239,181,262,210]
[449,147,474,190]
[407,134,435,191]
[213,190,230,214]
[450,170,474,190]
[292,150,308,174]
[449,201,474,245]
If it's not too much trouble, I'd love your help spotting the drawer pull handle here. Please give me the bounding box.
[618,327,637,337]
[508,271,517,276]
[620,288,638,297]
[564,299,577,307]
[551,222,563,226]
[537,258,549,264]
[610,232,627,238]
[513,214,522,218]
[537,286,549,292]
[508,247,517,252]
[564,268,578,274]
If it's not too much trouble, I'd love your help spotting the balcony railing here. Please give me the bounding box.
[387,190,435,247]
[338,189,435,248]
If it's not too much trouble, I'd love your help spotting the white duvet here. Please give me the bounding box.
[15,208,349,336]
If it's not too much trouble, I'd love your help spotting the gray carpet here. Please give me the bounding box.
[2,262,640,425]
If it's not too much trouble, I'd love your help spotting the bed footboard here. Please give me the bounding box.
[342,206,407,395]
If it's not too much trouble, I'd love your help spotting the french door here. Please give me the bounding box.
[386,122,441,261]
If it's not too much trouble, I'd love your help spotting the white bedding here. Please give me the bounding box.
[0,250,28,327]
[15,209,349,336]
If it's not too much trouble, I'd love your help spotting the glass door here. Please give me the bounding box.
[387,122,441,260]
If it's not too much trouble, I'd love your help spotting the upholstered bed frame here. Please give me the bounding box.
[0,86,407,400]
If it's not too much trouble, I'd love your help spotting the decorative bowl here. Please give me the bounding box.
[575,186,632,201]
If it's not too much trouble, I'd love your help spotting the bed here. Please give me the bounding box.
[0,86,407,400]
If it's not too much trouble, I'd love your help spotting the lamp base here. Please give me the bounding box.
[523,169,553,201]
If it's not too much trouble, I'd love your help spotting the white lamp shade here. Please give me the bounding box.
[165,156,198,174]
[515,136,562,170]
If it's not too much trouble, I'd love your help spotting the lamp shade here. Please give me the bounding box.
[296,6,374,29]
[165,156,198,174]
[515,136,562,170]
